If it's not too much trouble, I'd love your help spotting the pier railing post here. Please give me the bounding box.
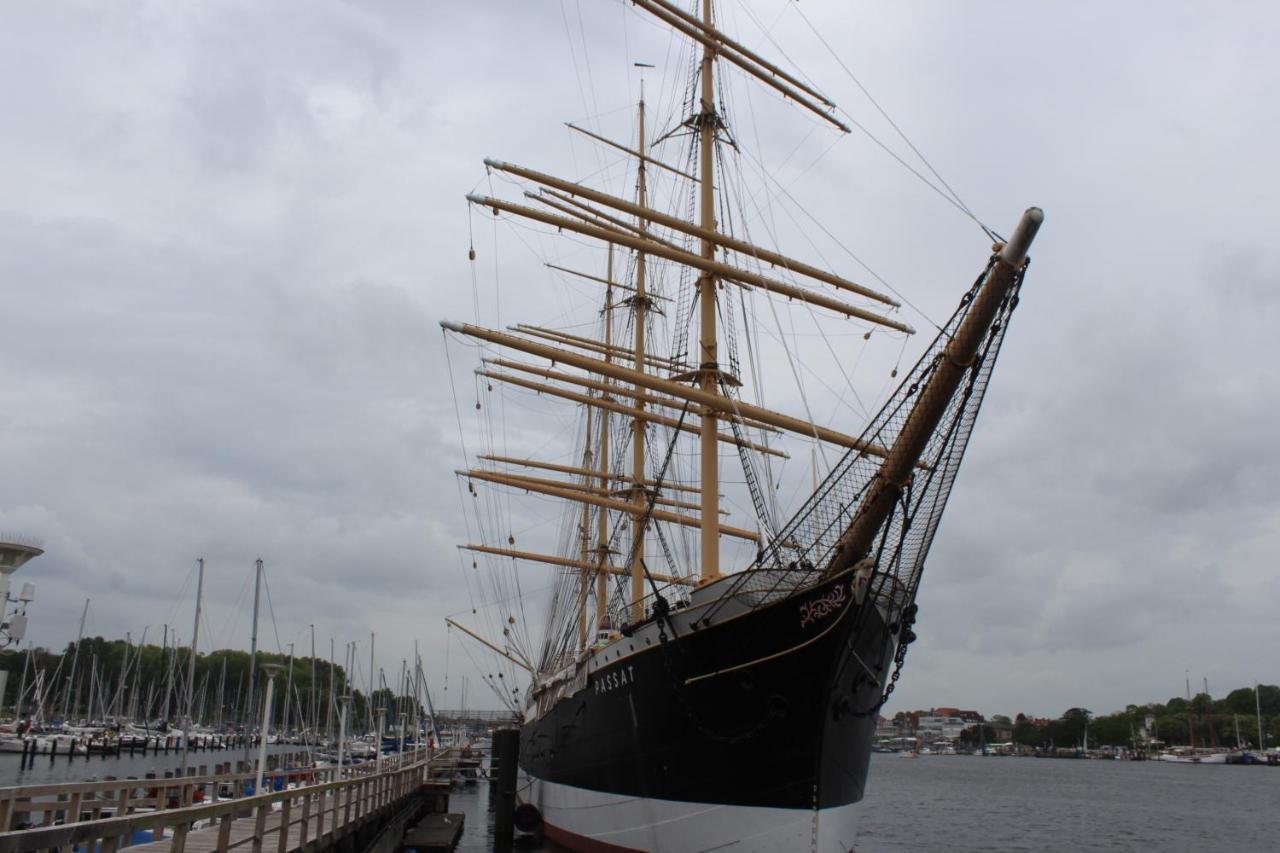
[216,812,234,851]
[277,794,292,853]
[299,792,311,845]
[252,799,269,853]
[315,787,326,840]
[170,820,190,853]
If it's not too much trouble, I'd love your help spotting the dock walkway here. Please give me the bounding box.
[0,749,452,853]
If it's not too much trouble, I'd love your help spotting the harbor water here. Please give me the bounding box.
[449,753,1275,852]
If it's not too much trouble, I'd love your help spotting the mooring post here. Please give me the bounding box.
[492,727,519,853]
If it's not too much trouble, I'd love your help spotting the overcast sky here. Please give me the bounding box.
[1,0,1277,721]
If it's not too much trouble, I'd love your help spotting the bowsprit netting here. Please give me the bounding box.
[705,255,1027,617]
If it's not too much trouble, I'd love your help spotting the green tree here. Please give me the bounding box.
[1012,718,1044,747]
[1089,713,1135,747]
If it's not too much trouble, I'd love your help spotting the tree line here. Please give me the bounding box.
[0,637,428,733]
[1004,685,1280,749]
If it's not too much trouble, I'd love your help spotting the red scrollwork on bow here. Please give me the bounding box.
[799,582,849,628]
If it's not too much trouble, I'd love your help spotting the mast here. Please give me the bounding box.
[217,655,226,730]
[413,640,422,745]
[368,633,375,734]
[579,406,594,651]
[630,93,650,622]
[128,626,147,722]
[1186,670,1194,748]
[309,624,317,745]
[62,598,89,721]
[696,0,721,581]
[110,631,130,719]
[180,557,204,776]
[86,655,96,722]
[32,668,44,727]
[596,245,614,633]
[244,558,262,764]
[14,648,30,719]
[161,623,173,723]
[284,642,294,737]
[1257,684,1265,752]
[327,637,336,741]
[417,655,440,745]
[823,208,1043,578]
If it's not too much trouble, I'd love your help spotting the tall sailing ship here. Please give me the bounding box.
[442,2,1041,850]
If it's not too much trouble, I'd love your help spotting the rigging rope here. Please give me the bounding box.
[783,0,1000,243]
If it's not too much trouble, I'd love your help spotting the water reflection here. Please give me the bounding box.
[450,779,565,853]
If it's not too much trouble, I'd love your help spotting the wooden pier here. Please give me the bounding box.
[0,748,455,853]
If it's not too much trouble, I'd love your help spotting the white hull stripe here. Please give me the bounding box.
[527,776,860,853]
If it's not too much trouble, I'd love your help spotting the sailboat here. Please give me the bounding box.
[441,2,1042,850]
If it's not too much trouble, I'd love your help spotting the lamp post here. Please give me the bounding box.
[374,707,386,772]
[335,693,352,780]
[254,663,285,797]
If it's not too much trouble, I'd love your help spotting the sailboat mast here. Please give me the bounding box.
[86,655,96,723]
[14,648,30,719]
[285,642,295,736]
[111,631,130,719]
[1186,670,1194,748]
[413,640,422,744]
[217,655,226,729]
[161,623,172,722]
[630,94,650,623]
[180,557,204,775]
[243,558,262,764]
[62,598,89,721]
[596,245,614,631]
[1256,684,1265,751]
[327,637,336,741]
[696,0,721,581]
[309,624,317,744]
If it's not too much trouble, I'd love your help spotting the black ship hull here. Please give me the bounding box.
[519,569,897,852]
